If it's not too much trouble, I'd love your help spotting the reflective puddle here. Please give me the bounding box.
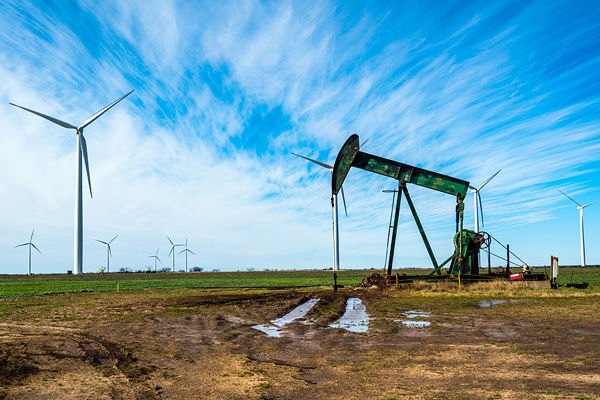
[399,320,431,328]
[329,298,370,333]
[272,298,320,327]
[252,298,320,337]
[251,324,284,337]
[396,310,431,328]
[402,310,431,319]
[477,300,526,308]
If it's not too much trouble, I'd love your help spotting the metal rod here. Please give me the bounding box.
[387,182,403,276]
[506,244,510,275]
[488,246,491,274]
[402,185,439,272]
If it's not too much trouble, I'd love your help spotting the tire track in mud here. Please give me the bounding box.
[0,323,159,399]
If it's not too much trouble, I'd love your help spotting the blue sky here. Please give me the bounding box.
[0,0,598,274]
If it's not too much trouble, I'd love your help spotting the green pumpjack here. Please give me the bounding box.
[332,134,485,277]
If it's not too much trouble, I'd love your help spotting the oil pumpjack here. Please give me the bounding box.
[331,134,488,277]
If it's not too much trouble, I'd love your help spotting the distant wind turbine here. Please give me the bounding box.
[167,236,184,272]
[148,248,161,272]
[10,90,134,274]
[291,152,348,271]
[96,235,118,273]
[469,169,501,233]
[16,229,41,275]
[178,239,196,272]
[559,190,598,267]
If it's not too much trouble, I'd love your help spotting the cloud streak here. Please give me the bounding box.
[0,0,599,273]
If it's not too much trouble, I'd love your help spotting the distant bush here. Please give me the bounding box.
[159,267,171,273]
[212,268,220,272]
[119,267,132,273]
[191,267,203,272]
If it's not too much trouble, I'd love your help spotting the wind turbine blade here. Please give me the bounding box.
[340,186,348,217]
[155,248,160,256]
[96,240,108,244]
[30,229,35,242]
[9,103,77,129]
[478,191,485,227]
[108,245,112,257]
[558,190,582,207]
[156,256,161,262]
[582,199,600,208]
[80,134,93,198]
[15,243,28,248]
[478,169,502,191]
[79,90,134,129]
[167,236,174,245]
[168,247,173,257]
[109,235,118,244]
[31,243,41,253]
[189,250,196,255]
[468,185,477,190]
[291,152,332,170]
[178,249,185,255]
[361,138,369,148]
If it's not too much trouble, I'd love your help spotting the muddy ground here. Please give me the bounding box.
[0,285,599,399]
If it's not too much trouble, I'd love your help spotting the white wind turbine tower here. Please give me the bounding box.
[10,90,134,275]
[470,169,501,233]
[148,248,161,272]
[178,239,196,272]
[96,235,118,273]
[559,190,598,267]
[16,229,41,275]
[167,236,184,272]
[291,152,348,271]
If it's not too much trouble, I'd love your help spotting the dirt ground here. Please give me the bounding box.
[1,285,599,399]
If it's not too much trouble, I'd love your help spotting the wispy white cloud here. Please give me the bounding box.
[0,0,599,273]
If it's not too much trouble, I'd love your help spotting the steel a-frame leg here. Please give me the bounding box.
[386,181,403,276]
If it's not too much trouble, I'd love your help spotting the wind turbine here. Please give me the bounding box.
[167,236,184,272]
[559,190,598,267]
[469,169,501,233]
[148,248,161,272]
[291,152,348,271]
[10,90,134,275]
[96,235,118,273]
[16,229,41,275]
[178,239,196,272]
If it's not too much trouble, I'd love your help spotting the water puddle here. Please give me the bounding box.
[396,310,431,328]
[477,300,527,308]
[252,298,320,337]
[329,298,370,333]
[251,324,284,337]
[398,320,431,328]
[272,298,320,327]
[402,310,431,319]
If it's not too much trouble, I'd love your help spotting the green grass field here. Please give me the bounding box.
[0,266,598,298]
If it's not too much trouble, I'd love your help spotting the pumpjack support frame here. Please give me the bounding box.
[332,134,475,276]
